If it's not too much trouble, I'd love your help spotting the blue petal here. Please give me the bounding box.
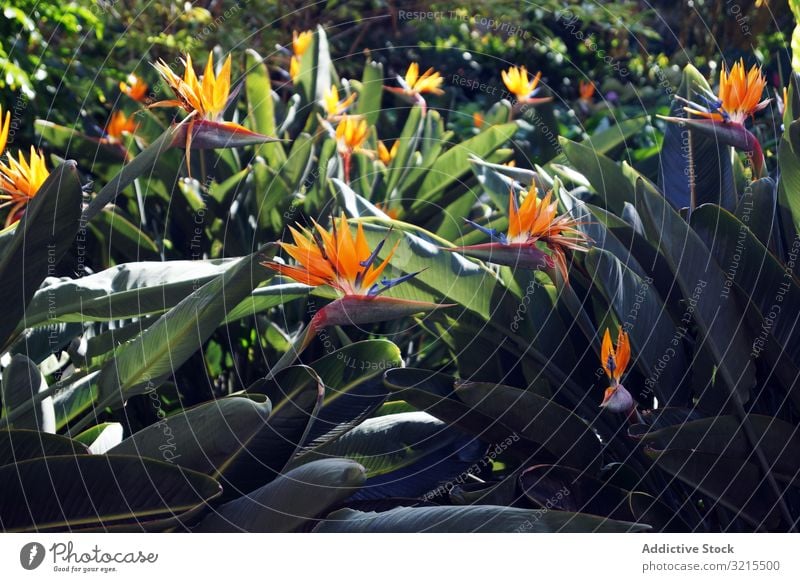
[463,218,507,244]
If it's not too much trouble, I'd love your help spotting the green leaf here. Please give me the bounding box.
[73,422,123,454]
[560,137,635,215]
[0,162,83,349]
[736,178,779,250]
[92,207,159,260]
[647,449,788,531]
[354,220,505,321]
[0,455,221,532]
[411,122,517,210]
[35,120,127,165]
[637,414,800,479]
[454,381,602,473]
[245,48,285,167]
[53,373,99,430]
[222,281,310,324]
[584,248,691,407]
[295,411,461,478]
[658,65,735,211]
[109,397,272,476]
[636,181,756,410]
[315,505,650,532]
[284,132,315,187]
[195,459,365,532]
[384,369,602,473]
[293,339,400,454]
[24,259,237,326]
[1,354,54,432]
[297,25,333,109]
[221,365,324,495]
[0,429,87,468]
[519,464,688,532]
[778,120,800,252]
[83,124,183,222]
[385,105,424,197]
[93,252,271,406]
[548,117,649,166]
[354,59,384,127]
[691,204,800,365]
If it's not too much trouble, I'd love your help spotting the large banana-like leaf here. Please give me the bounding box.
[646,449,790,531]
[53,372,99,431]
[584,248,691,407]
[354,59,385,127]
[244,48,285,168]
[82,123,184,222]
[559,136,636,215]
[691,204,800,362]
[736,177,780,251]
[301,411,482,501]
[384,369,602,473]
[35,119,127,165]
[24,258,240,326]
[519,464,689,532]
[547,116,649,167]
[220,365,324,496]
[296,411,469,478]
[315,505,650,532]
[354,219,512,322]
[657,64,736,211]
[410,122,517,212]
[25,260,306,328]
[0,161,83,349]
[109,397,273,476]
[90,207,160,261]
[0,455,221,532]
[296,25,334,113]
[384,105,424,197]
[76,422,124,454]
[636,180,756,410]
[93,252,270,406]
[0,429,87,468]
[778,101,800,246]
[1,354,55,432]
[636,415,800,480]
[195,458,366,532]
[290,340,400,455]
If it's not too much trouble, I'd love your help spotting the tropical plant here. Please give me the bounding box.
[1,15,798,534]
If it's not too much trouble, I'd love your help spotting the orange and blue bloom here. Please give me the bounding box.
[599,327,640,421]
[262,214,448,340]
[150,51,274,166]
[682,60,769,125]
[386,62,444,113]
[662,59,769,176]
[0,146,50,226]
[447,186,590,283]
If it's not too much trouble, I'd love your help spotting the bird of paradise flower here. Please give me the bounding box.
[445,185,591,283]
[660,59,770,177]
[262,214,451,371]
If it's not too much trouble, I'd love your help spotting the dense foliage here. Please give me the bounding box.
[0,1,798,533]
